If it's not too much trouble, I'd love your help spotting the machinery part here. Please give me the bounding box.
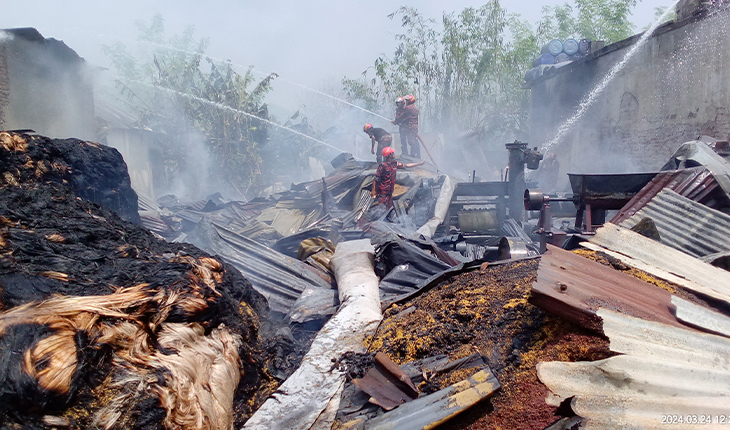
[506,141,528,220]
[525,147,544,170]
[458,210,500,233]
[524,189,546,211]
[498,237,530,260]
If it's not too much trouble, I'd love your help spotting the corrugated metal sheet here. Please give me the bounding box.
[193,220,333,316]
[352,352,419,411]
[358,368,500,430]
[672,296,730,338]
[663,140,730,197]
[611,167,718,224]
[619,188,730,258]
[139,215,171,234]
[530,245,685,331]
[136,191,160,212]
[537,309,730,429]
[585,223,730,306]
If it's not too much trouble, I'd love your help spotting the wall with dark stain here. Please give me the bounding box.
[528,7,730,190]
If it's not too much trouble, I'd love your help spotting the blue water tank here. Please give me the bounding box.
[541,39,563,56]
[563,38,579,55]
[537,53,556,65]
[556,52,570,63]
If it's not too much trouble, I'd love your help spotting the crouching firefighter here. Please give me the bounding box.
[371,146,425,210]
[363,123,392,163]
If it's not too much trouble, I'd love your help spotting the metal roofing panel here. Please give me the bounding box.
[136,191,160,212]
[662,140,730,197]
[610,167,715,224]
[364,368,500,430]
[537,309,730,429]
[619,189,730,258]
[586,223,730,306]
[202,221,333,316]
[530,245,684,331]
[672,296,730,338]
[139,215,171,233]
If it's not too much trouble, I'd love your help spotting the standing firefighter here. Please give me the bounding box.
[403,94,420,158]
[371,146,425,209]
[391,97,414,156]
[364,123,392,163]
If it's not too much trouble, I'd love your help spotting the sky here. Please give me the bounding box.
[0,0,672,114]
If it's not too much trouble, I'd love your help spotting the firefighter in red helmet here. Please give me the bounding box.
[401,95,420,157]
[371,146,424,208]
[363,123,393,163]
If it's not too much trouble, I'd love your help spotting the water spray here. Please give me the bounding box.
[121,78,356,156]
[256,72,392,122]
[132,39,393,122]
[540,0,681,153]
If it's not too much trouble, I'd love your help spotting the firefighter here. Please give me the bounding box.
[363,123,393,163]
[403,94,420,158]
[391,97,413,156]
[371,146,425,209]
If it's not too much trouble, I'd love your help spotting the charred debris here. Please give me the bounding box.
[2,129,730,430]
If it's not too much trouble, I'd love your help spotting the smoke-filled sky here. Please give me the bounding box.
[1,0,673,93]
[0,0,675,143]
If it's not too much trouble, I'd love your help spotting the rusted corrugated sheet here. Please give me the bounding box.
[586,223,730,307]
[352,352,419,411]
[530,245,685,331]
[537,309,730,429]
[363,368,500,430]
[611,167,718,224]
[619,189,730,258]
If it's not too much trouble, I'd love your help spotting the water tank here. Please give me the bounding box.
[541,39,563,56]
[563,38,579,55]
[536,53,556,65]
[578,39,592,55]
[555,52,570,63]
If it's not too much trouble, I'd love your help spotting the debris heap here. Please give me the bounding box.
[0,132,271,429]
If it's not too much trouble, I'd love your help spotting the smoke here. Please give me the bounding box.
[0,0,672,199]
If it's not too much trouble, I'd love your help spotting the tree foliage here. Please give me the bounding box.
[103,14,276,194]
[343,0,638,147]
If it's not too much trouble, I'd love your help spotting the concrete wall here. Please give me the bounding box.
[528,8,730,191]
[0,28,95,140]
[105,128,156,199]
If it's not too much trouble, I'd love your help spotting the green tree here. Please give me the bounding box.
[103,14,276,194]
[343,0,638,147]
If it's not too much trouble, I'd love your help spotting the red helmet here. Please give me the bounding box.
[404,94,415,104]
[363,123,373,132]
[395,97,405,105]
[382,146,395,157]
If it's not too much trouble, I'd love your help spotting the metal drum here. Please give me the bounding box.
[563,38,579,55]
[542,39,563,56]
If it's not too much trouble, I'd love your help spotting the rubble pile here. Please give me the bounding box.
[4,127,730,429]
[355,259,611,429]
[0,132,273,429]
